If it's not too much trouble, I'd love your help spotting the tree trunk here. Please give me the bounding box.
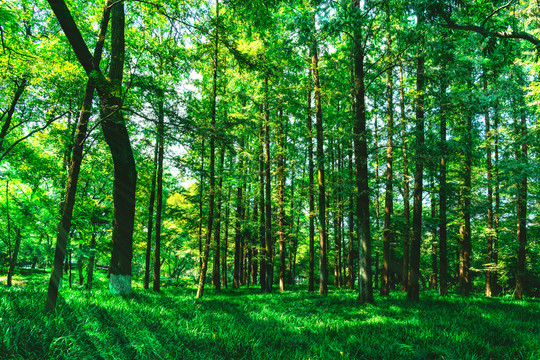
[429,176,437,290]
[459,111,472,296]
[439,65,448,296]
[0,79,27,152]
[484,74,494,297]
[153,90,165,292]
[196,0,219,299]
[515,86,528,300]
[212,146,226,292]
[264,76,273,293]
[307,66,315,293]
[381,32,394,296]
[86,225,96,291]
[277,110,287,292]
[407,9,425,302]
[197,138,206,273]
[399,63,410,293]
[222,186,231,288]
[348,146,355,290]
[311,7,328,296]
[353,1,374,304]
[45,0,111,312]
[7,228,21,287]
[144,140,158,290]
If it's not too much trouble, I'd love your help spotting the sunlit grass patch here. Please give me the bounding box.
[1,275,539,359]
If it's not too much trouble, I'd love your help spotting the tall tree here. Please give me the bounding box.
[196,0,219,299]
[408,6,425,302]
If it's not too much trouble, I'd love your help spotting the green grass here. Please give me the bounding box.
[1,271,539,359]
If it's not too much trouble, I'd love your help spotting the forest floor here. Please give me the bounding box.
[1,270,539,360]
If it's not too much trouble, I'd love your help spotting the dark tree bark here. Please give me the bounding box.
[429,176,437,290]
[264,76,273,293]
[399,63,410,293]
[348,145,355,290]
[45,0,111,312]
[0,79,27,152]
[484,73,495,297]
[381,30,394,296]
[103,2,137,295]
[221,187,231,288]
[515,84,528,300]
[311,7,328,296]
[212,146,226,292]
[259,109,266,292]
[153,91,165,293]
[459,110,472,296]
[233,152,244,289]
[353,0,373,304]
[144,140,158,290]
[307,66,315,293]
[197,138,206,272]
[196,0,219,299]
[439,68,448,296]
[407,9,425,302]
[7,228,21,287]
[277,110,287,292]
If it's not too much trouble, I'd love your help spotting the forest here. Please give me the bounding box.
[1,0,540,359]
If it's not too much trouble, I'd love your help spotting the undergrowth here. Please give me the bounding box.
[1,271,539,359]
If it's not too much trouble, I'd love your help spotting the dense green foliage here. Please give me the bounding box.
[2,270,540,359]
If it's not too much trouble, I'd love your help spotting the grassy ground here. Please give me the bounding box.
[1,270,539,360]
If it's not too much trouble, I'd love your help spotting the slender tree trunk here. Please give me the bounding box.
[197,138,206,273]
[400,63,410,293]
[515,88,528,300]
[153,90,165,292]
[277,110,287,292]
[86,225,96,291]
[144,141,158,290]
[348,146,355,290]
[311,8,328,296]
[429,176,437,290]
[484,74,494,297]
[353,3,373,303]
[7,228,21,287]
[259,109,267,292]
[307,66,315,293]
[221,187,231,288]
[196,0,219,299]
[264,76,273,293]
[439,71,448,296]
[494,106,500,294]
[212,146,226,292]
[381,38,394,296]
[407,9,425,302]
[287,160,296,285]
[374,117,380,291]
[45,1,111,312]
[459,110,472,296]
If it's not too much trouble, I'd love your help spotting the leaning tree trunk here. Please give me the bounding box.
[45,0,111,312]
[0,79,27,152]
